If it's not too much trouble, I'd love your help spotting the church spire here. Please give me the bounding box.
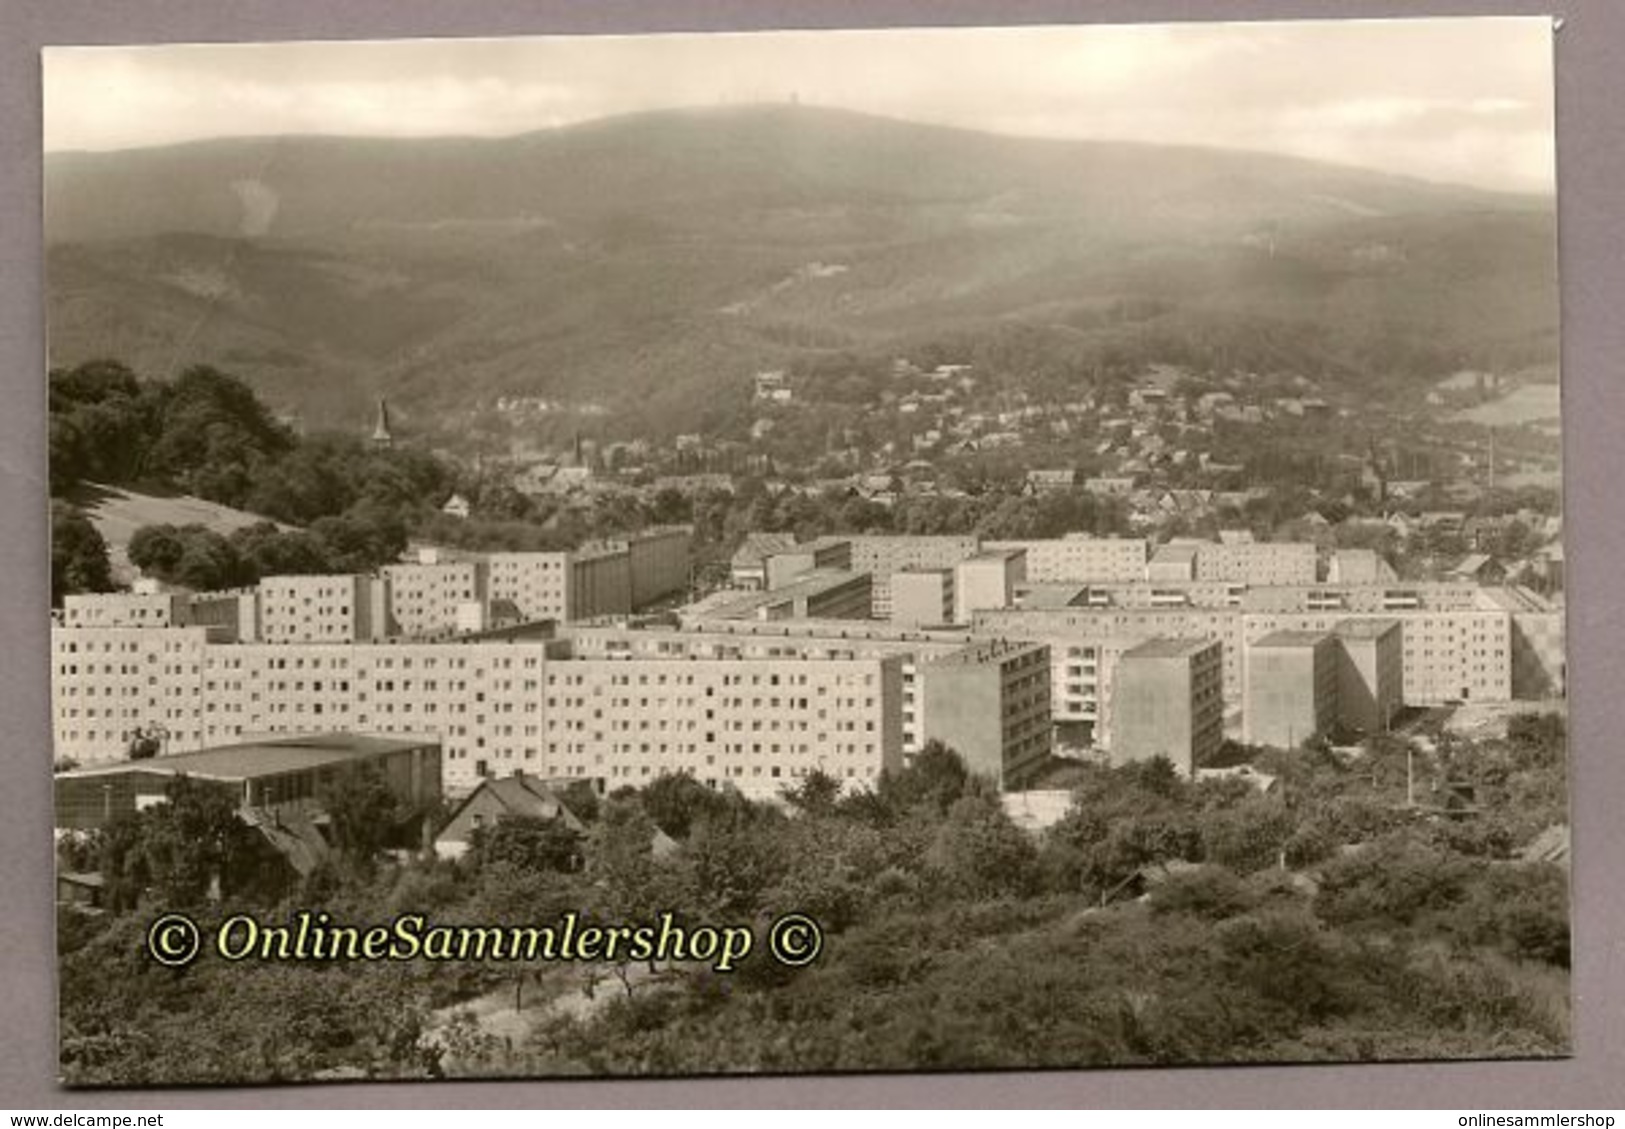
[371,396,394,448]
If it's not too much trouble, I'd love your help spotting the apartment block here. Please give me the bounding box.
[1108,637,1225,776]
[52,626,211,763]
[844,535,981,617]
[1147,543,1200,582]
[645,617,978,760]
[953,549,1026,624]
[891,568,956,628]
[53,621,911,796]
[918,639,1052,789]
[1195,541,1318,585]
[984,535,1148,583]
[1511,610,1567,698]
[1332,619,1405,733]
[259,574,391,643]
[1244,631,1340,748]
[59,592,189,629]
[382,559,490,638]
[975,603,1515,709]
[543,654,904,799]
[486,552,575,621]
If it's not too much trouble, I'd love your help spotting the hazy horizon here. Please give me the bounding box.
[42,19,1556,194]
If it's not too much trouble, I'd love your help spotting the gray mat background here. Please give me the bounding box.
[1,0,1619,1109]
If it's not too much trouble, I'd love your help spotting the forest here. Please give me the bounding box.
[56,717,1570,1086]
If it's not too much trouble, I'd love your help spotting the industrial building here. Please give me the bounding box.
[54,733,442,833]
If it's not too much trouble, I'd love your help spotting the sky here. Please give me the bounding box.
[42,18,1557,193]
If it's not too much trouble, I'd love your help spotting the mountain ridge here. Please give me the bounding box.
[43,103,1558,432]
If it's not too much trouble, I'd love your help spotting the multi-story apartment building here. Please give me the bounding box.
[1332,619,1405,733]
[381,559,489,638]
[1108,637,1225,775]
[542,654,905,799]
[52,626,212,761]
[258,574,391,643]
[891,568,956,628]
[918,639,1052,789]
[974,602,1517,711]
[953,549,1026,624]
[844,534,981,617]
[650,617,977,760]
[53,622,911,798]
[486,552,576,622]
[983,536,1149,583]
[1194,540,1319,585]
[1244,630,1340,748]
[58,591,190,629]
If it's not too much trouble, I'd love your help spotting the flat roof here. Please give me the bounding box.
[1017,583,1092,609]
[1121,636,1218,659]
[1252,629,1334,648]
[1332,618,1403,639]
[60,733,433,782]
[929,637,1046,666]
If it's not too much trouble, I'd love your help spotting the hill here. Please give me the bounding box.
[67,482,294,584]
[44,104,1558,433]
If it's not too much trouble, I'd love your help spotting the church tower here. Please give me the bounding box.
[371,397,394,449]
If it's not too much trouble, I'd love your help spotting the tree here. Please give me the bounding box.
[637,773,725,840]
[320,765,409,864]
[468,814,582,874]
[781,769,843,818]
[127,523,251,590]
[877,740,970,816]
[925,792,1038,900]
[51,502,113,605]
[99,775,286,910]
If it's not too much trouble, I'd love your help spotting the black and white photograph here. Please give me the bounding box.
[42,17,1569,1087]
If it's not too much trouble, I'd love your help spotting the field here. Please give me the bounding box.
[67,482,290,582]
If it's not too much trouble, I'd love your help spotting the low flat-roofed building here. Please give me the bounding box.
[729,532,799,590]
[54,732,442,832]
[1109,637,1224,776]
[762,537,852,591]
[1244,630,1339,748]
[688,570,873,621]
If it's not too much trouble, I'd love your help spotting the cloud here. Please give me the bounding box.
[42,18,1556,193]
